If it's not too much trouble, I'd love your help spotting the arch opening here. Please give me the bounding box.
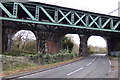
[12,30,37,54]
[87,36,107,55]
[64,34,80,54]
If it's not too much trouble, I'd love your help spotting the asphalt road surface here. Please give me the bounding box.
[18,54,111,78]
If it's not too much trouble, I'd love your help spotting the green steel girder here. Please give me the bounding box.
[40,7,55,22]
[101,18,111,28]
[0,3,13,17]
[35,6,40,20]
[74,13,86,26]
[0,2,120,33]
[113,21,120,30]
[88,15,99,28]
[13,3,18,18]
[18,3,36,20]
[1,17,120,33]
[58,10,72,24]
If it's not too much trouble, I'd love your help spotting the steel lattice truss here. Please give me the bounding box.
[0,2,120,32]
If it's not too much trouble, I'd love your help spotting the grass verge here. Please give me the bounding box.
[1,57,83,77]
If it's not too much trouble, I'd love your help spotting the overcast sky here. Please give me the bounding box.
[30,0,119,16]
[18,0,120,47]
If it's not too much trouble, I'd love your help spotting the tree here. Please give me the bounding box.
[12,31,25,50]
[62,36,74,52]
[72,43,79,53]
[88,45,107,53]
[12,30,36,53]
[88,45,95,54]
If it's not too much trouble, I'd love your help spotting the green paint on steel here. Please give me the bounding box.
[74,13,86,26]
[18,3,36,20]
[99,17,102,28]
[110,18,113,29]
[88,15,100,28]
[0,2,120,33]
[101,19,111,28]
[58,10,72,24]
[113,21,120,30]
[40,7,55,22]
[1,17,120,33]
[0,3,13,17]
[35,6,40,21]
[85,15,89,26]
[13,3,18,18]
[71,11,74,24]
[54,9,58,22]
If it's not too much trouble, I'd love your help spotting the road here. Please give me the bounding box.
[18,54,111,78]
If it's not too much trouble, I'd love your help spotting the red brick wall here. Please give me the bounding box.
[46,40,60,53]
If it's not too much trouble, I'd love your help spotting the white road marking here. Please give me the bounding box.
[92,57,97,62]
[87,62,92,66]
[87,57,97,66]
[67,56,97,76]
[67,67,83,76]
[108,59,112,66]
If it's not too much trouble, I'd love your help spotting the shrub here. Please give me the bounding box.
[3,49,79,66]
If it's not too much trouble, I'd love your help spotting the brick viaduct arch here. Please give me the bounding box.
[1,27,120,56]
[0,2,120,57]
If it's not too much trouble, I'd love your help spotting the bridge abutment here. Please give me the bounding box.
[79,35,90,56]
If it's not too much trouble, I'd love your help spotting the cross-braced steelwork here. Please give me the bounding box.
[0,2,120,33]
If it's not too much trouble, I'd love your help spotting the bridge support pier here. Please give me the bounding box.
[6,30,13,52]
[106,37,112,56]
[109,36,120,56]
[79,35,90,56]
[2,29,17,52]
[0,21,2,53]
[36,32,65,54]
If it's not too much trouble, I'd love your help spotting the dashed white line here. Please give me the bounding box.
[87,62,92,66]
[67,67,83,76]
[92,57,97,62]
[67,56,97,76]
[109,59,112,66]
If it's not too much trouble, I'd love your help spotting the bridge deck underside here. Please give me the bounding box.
[2,21,119,37]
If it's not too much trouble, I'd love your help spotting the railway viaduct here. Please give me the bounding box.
[0,2,120,56]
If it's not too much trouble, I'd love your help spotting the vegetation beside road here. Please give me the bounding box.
[1,31,107,77]
[1,52,80,77]
[2,50,79,77]
[1,32,80,77]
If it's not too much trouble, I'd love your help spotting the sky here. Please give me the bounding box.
[15,0,120,47]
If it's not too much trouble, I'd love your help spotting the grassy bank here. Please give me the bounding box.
[1,50,80,77]
[1,57,82,77]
